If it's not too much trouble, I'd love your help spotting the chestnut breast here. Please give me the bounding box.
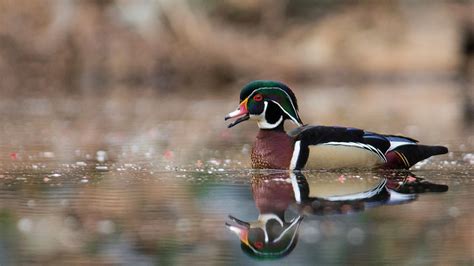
[251,130,294,169]
[251,173,295,216]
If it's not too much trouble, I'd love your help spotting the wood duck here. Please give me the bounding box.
[225,80,449,170]
[225,171,448,258]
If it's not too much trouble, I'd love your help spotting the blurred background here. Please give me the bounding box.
[0,0,473,264]
[1,0,473,92]
[0,0,472,151]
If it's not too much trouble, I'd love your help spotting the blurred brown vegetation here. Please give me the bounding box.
[0,0,472,152]
[0,0,472,96]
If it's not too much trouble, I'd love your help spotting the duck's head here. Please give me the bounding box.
[225,80,303,129]
[226,214,303,259]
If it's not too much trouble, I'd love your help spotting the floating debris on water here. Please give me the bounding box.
[462,153,474,164]
[207,159,220,166]
[195,160,203,168]
[96,150,107,162]
[163,150,174,160]
[95,165,109,171]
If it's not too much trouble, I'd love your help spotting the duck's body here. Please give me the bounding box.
[226,80,448,170]
[251,125,447,170]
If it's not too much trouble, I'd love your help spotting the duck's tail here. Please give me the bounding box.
[384,145,448,169]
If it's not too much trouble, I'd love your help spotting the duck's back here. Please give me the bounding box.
[288,125,448,170]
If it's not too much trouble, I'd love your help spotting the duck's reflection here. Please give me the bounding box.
[226,171,448,258]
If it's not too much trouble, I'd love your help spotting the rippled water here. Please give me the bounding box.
[0,92,473,265]
[1,146,472,265]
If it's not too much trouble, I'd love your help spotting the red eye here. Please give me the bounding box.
[253,94,263,102]
[254,241,264,249]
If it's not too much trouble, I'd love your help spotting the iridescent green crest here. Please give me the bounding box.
[253,87,302,126]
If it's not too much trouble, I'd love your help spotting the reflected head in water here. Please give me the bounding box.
[226,214,303,259]
[226,170,448,259]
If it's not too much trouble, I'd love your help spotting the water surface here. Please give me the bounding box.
[0,92,473,265]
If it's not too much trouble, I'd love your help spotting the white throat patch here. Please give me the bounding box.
[253,101,284,129]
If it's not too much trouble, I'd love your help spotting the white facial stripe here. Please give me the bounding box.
[271,100,302,126]
[247,87,301,121]
[273,216,302,243]
[256,213,284,243]
[247,215,301,255]
[258,213,284,226]
[255,101,283,129]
